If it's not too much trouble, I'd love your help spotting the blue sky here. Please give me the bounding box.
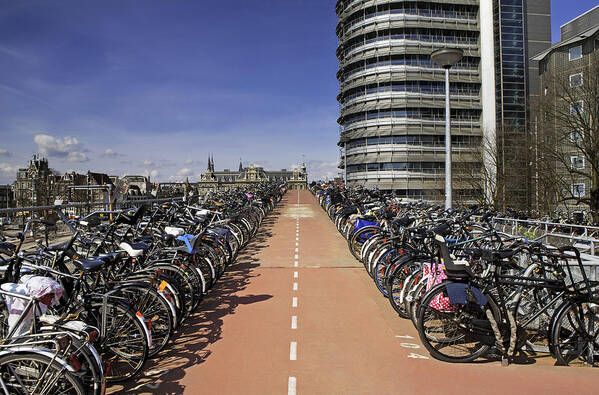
[0,0,597,183]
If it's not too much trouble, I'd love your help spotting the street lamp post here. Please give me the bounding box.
[344,142,347,185]
[431,48,463,210]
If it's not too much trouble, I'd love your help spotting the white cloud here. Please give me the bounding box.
[0,163,18,175]
[67,152,89,162]
[34,134,82,157]
[184,159,194,165]
[143,169,160,179]
[306,160,339,181]
[34,134,89,163]
[103,148,121,158]
[0,149,10,157]
[178,168,192,176]
[168,167,193,182]
[143,159,154,166]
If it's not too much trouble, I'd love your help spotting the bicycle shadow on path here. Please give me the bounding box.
[107,203,286,394]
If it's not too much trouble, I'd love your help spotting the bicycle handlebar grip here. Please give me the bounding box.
[558,245,581,256]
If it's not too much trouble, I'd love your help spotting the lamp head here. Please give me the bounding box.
[431,48,464,69]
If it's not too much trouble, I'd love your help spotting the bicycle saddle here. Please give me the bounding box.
[119,242,148,258]
[432,223,451,237]
[73,257,106,272]
[98,251,127,265]
[46,241,70,252]
[392,216,414,227]
[165,226,185,237]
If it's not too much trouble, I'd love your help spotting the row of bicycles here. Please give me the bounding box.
[0,183,285,394]
[312,184,599,367]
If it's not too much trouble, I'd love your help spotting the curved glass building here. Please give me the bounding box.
[336,0,486,201]
[335,0,551,207]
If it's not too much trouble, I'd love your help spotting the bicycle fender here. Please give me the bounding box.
[0,347,77,373]
[384,254,415,287]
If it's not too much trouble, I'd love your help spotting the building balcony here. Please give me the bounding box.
[338,11,479,40]
[338,37,478,60]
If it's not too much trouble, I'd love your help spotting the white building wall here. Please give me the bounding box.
[479,0,497,203]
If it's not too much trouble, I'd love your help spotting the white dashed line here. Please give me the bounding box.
[399,343,421,349]
[288,377,297,395]
[290,342,297,360]
[291,194,300,386]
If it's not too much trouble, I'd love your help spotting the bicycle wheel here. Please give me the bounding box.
[552,300,599,367]
[409,279,427,328]
[385,259,420,318]
[401,269,422,317]
[75,299,149,382]
[373,250,401,296]
[7,331,104,395]
[133,268,183,328]
[417,281,499,363]
[148,262,197,317]
[0,352,85,395]
[348,226,379,260]
[113,283,175,357]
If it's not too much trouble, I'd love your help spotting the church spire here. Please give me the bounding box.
[207,154,212,171]
[239,158,243,172]
[210,154,215,172]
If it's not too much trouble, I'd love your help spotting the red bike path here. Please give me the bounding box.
[110,190,597,394]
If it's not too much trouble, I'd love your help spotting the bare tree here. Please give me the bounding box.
[537,53,599,217]
[453,131,502,207]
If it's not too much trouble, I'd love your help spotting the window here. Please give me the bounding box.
[572,183,585,198]
[569,45,582,60]
[570,101,583,115]
[569,73,583,87]
[544,87,548,96]
[571,156,584,169]
[571,129,583,143]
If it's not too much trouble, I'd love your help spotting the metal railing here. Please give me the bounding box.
[0,196,187,233]
[492,217,599,281]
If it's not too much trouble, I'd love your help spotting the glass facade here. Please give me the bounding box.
[336,0,482,201]
[494,0,527,129]
[493,0,530,208]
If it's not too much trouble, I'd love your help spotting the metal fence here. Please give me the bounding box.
[492,217,599,281]
[0,196,187,233]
